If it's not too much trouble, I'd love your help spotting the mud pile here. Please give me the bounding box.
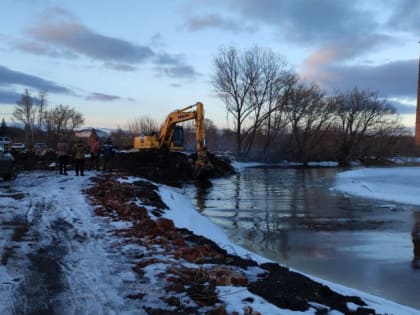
[13,150,235,185]
[112,150,235,185]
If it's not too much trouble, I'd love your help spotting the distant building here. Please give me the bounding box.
[74,128,109,139]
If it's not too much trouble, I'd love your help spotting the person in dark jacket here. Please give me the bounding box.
[102,138,115,172]
[73,138,86,176]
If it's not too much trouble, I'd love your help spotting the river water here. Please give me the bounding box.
[181,165,420,310]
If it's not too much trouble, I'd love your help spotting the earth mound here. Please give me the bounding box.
[12,149,235,185]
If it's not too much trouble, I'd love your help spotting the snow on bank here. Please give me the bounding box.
[1,170,419,314]
[333,167,420,206]
[159,185,270,264]
[158,178,420,315]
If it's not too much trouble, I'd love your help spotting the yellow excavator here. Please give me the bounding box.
[133,102,213,177]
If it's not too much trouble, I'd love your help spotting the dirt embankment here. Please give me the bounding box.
[85,174,378,315]
[13,150,235,185]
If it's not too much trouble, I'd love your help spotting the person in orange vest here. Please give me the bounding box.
[88,129,100,171]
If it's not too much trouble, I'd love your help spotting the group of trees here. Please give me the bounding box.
[0,46,416,166]
[212,46,411,165]
[7,89,84,146]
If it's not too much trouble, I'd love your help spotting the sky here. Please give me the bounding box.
[1,0,420,130]
[1,166,420,314]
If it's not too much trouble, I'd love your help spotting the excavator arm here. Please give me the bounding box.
[133,101,213,178]
[158,102,205,151]
[134,102,206,152]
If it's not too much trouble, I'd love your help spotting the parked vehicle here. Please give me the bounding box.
[0,136,11,147]
[10,142,26,152]
[34,142,48,150]
[0,145,16,180]
[33,142,49,157]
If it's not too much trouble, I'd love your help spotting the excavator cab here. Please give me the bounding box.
[172,126,184,150]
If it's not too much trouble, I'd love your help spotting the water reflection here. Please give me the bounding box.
[184,166,420,309]
[194,180,212,212]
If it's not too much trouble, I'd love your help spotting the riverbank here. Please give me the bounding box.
[1,170,419,314]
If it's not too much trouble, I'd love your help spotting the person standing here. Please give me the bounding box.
[89,136,100,170]
[56,138,70,175]
[73,138,86,176]
[88,128,97,147]
[102,138,115,172]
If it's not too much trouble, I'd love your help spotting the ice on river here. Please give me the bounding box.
[334,166,420,206]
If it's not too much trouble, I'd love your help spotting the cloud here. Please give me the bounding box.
[303,34,394,68]
[158,64,198,78]
[0,64,72,95]
[27,21,154,63]
[182,0,397,76]
[386,0,420,31]
[86,92,121,102]
[153,53,199,77]
[149,33,165,48]
[388,100,417,114]
[103,62,137,72]
[155,53,181,65]
[12,7,198,80]
[186,0,379,46]
[184,13,255,32]
[0,89,21,104]
[12,40,77,58]
[302,59,418,99]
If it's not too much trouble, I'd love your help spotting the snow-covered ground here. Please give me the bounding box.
[333,167,420,206]
[0,169,419,314]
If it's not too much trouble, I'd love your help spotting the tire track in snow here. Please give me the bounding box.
[1,172,147,314]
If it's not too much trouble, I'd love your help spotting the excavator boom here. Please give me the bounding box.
[133,102,213,179]
[134,102,206,151]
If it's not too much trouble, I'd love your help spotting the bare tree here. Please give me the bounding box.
[13,89,35,144]
[44,104,84,139]
[259,73,298,156]
[127,116,159,135]
[37,90,47,130]
[213,46,251,157]
[110,128,133,149]
[333,88,396,166]
[285,82,335,164]
[183,118,218,151]
[212,46,292,158]
[358,115,408,164]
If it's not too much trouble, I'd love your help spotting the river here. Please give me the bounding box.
[181,165,420,310]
